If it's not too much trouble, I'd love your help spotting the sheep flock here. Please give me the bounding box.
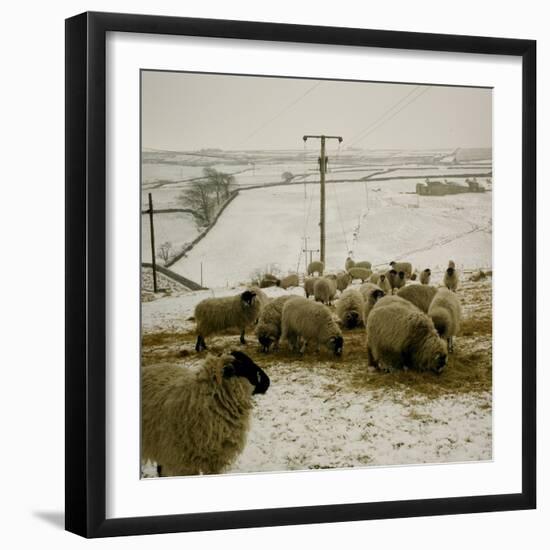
[141,256,492,477]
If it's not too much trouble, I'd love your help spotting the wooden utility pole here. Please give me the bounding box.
[303,135,343,264]
[148,192,158,293]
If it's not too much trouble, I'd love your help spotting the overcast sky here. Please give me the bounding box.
[142,70,492,152]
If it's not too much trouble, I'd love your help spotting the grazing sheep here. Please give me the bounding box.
[419,268,431,285]
[335,288,365,329]
[281,297,343,356]
[194,290,262,351]
[397,284,438,313]
[141,351,270,477]
[389,261,413,279]
[469,270,487,282]
[259,277,280,288]
[280,273,299,289]
[307,260,324,276]
[336,271,352,292]
[354,260,372,270]
[386,269,406,293]
[255,295,294,352]
[345,257,355,271]
[314,277,337,305]
[443,263,459,292]
[428,288,462,353]
[359,282,385,324]
[304,276,316,298]
[348,266,372,283]
[367,296,448,373]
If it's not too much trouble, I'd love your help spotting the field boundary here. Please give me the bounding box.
[142,262,207,290]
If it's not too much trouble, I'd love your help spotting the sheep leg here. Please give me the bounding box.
[195,334,207,352]
[448,337,454,354]
[239,330,246,345]
[299,339,307,354]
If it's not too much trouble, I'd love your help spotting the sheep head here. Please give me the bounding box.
[446,267,455,277]
[240,290,256,307]
[372,289,385,302]
[327,335,344,356]
[223,350,270,394]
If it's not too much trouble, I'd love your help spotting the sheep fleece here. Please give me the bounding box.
[397,284,438,313]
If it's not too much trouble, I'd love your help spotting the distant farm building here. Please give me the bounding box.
[416,177,486,196]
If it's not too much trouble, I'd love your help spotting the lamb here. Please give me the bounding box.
[397,284,438,313]
[367,296,448,373]
[255,295,294,352]
[335,288,365,329]
[336,271,352,292]
[443,261,459,292]
[194,290,262,351]
[386,269,406,293]
[280,273,299,289]
[369,271,392,294]
[347,266,372,283]
[359,282,385,324]
[354,260,372,270]
[389,261,413,279]
[419,268,431,285]
[428,288,462,353]
[307,260,324,276]
[281,297,343,356]
[314,277,337,305]
[345,257,355,271]
[141,350,270,477]
[304,276,316,298]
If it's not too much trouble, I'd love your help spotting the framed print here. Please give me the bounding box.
[65,11,536,538]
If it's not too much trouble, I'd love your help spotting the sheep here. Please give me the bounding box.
[314,276,337,305]
[354,260,372,270]
[443,263,459,292]
[367,296,448,373]
[345,257,355,271]
[304,276,316,298]
[428,288,462,353]
[281,297,343,356]
[307,260,324,276]
[359,282,385,324]
[419,268,431,285]
[389,261,413,279]
[255,295,294,352]
[347,266,372,283]
[448,260,456,269]
[280,273,299,289]
[369,271,392,294]
[194,290,262,351]
[386,269,406,293]
[259,277,280,288]
[335,271,352,292]
[141,350,270,477]
[248,286,269,309]
[335,288,365,329]
[397,284,438,313]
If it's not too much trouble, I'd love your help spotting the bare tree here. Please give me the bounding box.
[203,167,235,204]
[178,181,213,229]
[281,171,294,183]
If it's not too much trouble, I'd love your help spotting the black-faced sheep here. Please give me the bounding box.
[386,269,406,293]
[367,295,448,373]
[280,273,299,289]
[335,288,365,329]
[419,268,431,285]
[397,284,438,313]
[281,297,343,356]
[255,295,294,352]
[443,263,459,292]
[389,261,413,279]
[347,266,372,283]
[141,351,270,477]
[428,288,462,353]
[314,277,337,305]
[260,277,280,288]
[194,290,262,351]
[369,271,392,294]
[359,282,385,324]
[307,260,324,276]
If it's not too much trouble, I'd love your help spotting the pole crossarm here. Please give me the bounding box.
[303,135,343,142]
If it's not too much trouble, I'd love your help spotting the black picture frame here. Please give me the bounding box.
[65,11,536,538]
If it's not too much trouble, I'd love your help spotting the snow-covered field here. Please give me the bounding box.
[141,279,493,476]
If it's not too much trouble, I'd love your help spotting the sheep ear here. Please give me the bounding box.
[221,364,236,380]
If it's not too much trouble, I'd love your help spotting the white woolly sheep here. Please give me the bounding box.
[369,271,392,294]
[141,350,270,477]
[335,288,365,329]
[386,269,406,293]
[314,277,337,305]
[336,271,352,292]
[345,257,355,271]
[419,268,431,285]
[307,260,324,276]
[389,261,414,279]
[194,290,262,351]
[281,297,343,356]
[255,295,294,352]
[347,266,372,283]
[367,296,448,373]
[428,288,462,353]
[397,284,438,313]
[280,273,299,289]
[359,282,386,324]
[304,276,316,298]
[354,260,372,270]
[443,264,459,292]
